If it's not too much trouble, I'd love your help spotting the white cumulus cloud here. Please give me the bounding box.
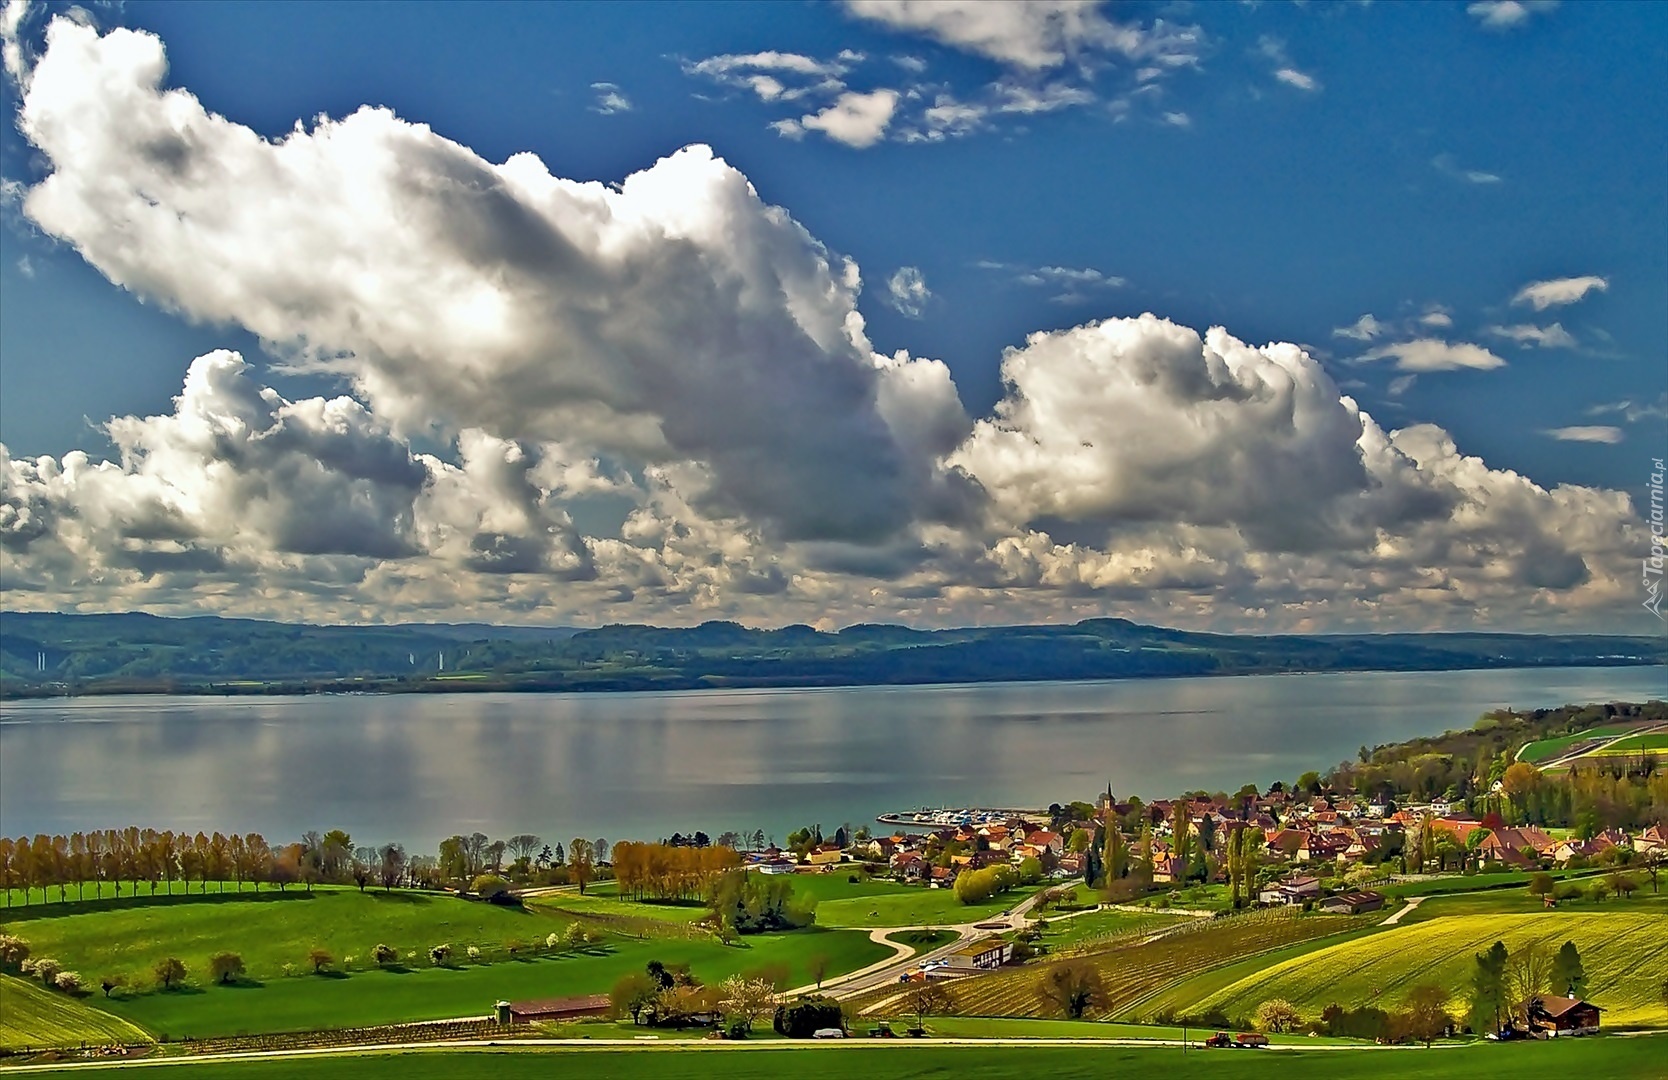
[788,88,900,147]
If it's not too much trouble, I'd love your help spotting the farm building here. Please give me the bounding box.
[1317,890,1385,915]
[944,938,1013,972]
[497,994,611,1024]
[1522,995,1603,1037]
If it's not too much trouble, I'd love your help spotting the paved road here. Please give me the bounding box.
[1379,896,1424,925]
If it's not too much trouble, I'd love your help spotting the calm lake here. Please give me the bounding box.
[2,667,1663,852]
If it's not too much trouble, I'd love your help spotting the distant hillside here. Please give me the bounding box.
[1,610,1663,698]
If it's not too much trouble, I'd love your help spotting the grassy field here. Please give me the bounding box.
[942,912,1379,1019]
[1197,912,1668,1026]
[1129,924,1392,1022]
[0,888,892,1039]
[0,974,153,1051]
[1582,731,1668,755]
[62,928,887,1038]
[13,1037,1668,1079]
[0,888,580,983]
[1399,882,1666,923]
[529,873,1037,930]
[1517,724,1639,763]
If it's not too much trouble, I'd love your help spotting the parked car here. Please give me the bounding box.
[812,1028,846,1039]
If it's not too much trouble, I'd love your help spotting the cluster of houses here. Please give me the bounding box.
[740,792,1665,898]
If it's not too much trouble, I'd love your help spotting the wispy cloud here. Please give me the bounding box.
[1332,314,1384,341]
[1432,153,1501,185]
[1512,275,1607,310]
[1586,394,1668,424]
[1485,322,1576,348]
[978,260,1126,303]
[590,82,632,115]
[1542,425,1622,444]
[884,266,931,317]
[1361,339,1507,372]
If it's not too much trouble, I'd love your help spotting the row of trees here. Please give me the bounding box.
[611,841,742,902]
[0,829,414,904]
[706,869,816,935]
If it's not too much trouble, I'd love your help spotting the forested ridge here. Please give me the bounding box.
[2,610,1662,698]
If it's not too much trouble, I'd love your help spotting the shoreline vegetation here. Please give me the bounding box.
[3,610,1664,700]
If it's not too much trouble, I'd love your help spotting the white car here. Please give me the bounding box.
[812,1028,846,1039]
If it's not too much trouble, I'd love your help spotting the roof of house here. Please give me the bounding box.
[1322,890,1383,906]
[509,994,611,1015]
[1525,995,1604,1019]
[953,938,1009,958]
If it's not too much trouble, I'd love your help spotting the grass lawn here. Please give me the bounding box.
[1197,912,1668,1026]
[809,879,1039,928]
[525,873,1034,931]
[0,974,152,1051]
[14,1036,1668,1079]
[916,1016,1362,1045]
[1400,882,1666,923]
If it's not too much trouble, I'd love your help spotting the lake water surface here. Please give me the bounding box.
[2,667,1663,852]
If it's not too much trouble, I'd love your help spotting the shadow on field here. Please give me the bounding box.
[0,889,316,922]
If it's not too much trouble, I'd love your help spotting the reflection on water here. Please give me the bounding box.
[2,667,1662,851]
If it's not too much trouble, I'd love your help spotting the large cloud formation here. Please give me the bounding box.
[0,15,1648,631]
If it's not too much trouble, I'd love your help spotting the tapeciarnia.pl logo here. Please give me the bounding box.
[1646,457,1665,620]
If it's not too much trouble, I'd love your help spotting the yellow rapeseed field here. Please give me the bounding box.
[1198,912,1668,1025]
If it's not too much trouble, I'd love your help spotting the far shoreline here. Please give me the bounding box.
[3,657,1664,705]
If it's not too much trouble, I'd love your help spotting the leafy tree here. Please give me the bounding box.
[1404,984,1451,1047]
[373,943,398,967]
[0,934,29,969]
[611,971,660,1024]
[470,873,514,903]
[209,952,245,985]
[100,974,126,998]
[906,981,954,1029]
[1255,998,1302,1033]
[773,996,844,1038]
[429,943,453,967]
[718,974,778,1034]
[1527,872,1555,900]
[1037,960,1104,1019]
[569,838,595,895]
[378,843,406,891]
[1468,940,1509,1035]
[1506,943,1551,1019]
[154,956,187,990]
[1551,941,1586,998]
[565,922,588,949]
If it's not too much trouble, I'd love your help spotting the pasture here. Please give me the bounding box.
[1196,912,1668,1026]
[14,1036,1668,1080]
[0,973,152,1051]
[0,887,892,1039]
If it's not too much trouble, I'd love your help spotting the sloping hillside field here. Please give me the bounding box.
[1198,912,1668,1025]
[0,973,152,1051]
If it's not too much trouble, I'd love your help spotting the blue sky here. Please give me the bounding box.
[0,0,1664,631]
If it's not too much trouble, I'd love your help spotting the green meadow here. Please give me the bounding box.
[0,887,891,1040]
[13,1036,1668,1080]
